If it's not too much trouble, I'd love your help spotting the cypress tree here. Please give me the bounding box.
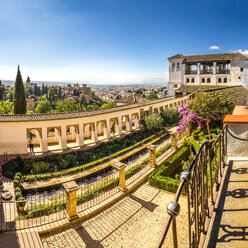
[14,65,26,114]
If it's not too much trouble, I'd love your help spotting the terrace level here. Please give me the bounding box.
[0,94,191,156]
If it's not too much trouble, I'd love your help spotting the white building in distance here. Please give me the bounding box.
[167,53,248,96]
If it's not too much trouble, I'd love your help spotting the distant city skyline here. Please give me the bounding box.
[0,0,248,84]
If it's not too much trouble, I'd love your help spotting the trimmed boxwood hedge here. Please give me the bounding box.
[149,146,190,194]
[21,131,167,183]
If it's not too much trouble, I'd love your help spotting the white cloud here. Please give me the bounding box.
[234,49,248,55]
[209,46,220,50]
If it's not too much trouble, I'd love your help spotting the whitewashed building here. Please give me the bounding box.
[167,53,248,96]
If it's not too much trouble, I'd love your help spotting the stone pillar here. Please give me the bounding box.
[171,132,178,150]
[113,162,127,192]
[126,116,132,132]
[149,106,153,115]
[63,181,79,221]
[106,119,111,139]
[77,125,84,146]
[60,126,67,150]
[118,117,122,135]
[197,63,200,75]
[147,144,158,168]
[92,123,98,143]
[128,115,132,131]
[41,128,48,153]
[213,62,217,74]
[0,164,4,193]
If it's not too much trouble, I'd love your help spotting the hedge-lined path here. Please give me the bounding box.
[22,132,170,191]
[40,182,188,248]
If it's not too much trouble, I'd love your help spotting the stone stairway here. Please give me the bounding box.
[204,160,248,248]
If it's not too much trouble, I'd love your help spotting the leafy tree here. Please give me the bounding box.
[56,100,79,112]
[35,100,52,113]
[41,84,46,95]
[56,101,64,112]
[188,92,234,137]
[0,101,13,114]
[146,93,158,100]
[13,66,26,114]
[144,114,164,132]
[160,108,180,127]
[99,102,117,109]
[58,86,62,99]
[24,85,33,98]
[33,84,41,96]
[47,87,57,102]
[0,85,5,100]
[79,92,87,107]
[6,90,14,102]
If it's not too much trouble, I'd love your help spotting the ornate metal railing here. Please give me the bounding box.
[156,125,227,248]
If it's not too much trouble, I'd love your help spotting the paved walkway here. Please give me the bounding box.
[40,182,188,248]
[205,160,248,248]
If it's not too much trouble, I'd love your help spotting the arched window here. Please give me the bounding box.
[191,78,195,83]
[207,78,211,83]
[224,78,227,83]
[218,78,222,83]
[202,78,205,83]
[177,63,180,70]
[172,63,175,70]
[186,78,190,83]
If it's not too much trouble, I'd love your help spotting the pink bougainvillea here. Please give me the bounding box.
[177,105,205,137]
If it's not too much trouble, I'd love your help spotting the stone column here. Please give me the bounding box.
[77,125,84,146]
[126,116,132,132]
[149,106,153,115]
[171,132,178,150]
[118,117,122,135]
[60,126,67,150]
[92,123,98,143]
[113,162,127,192]
[41,128,48,153]
[128,115,132,131]
[147,144,158,168]
[213,62,217,74]
[0,164,4,193]
[106,119,111,139]
[63,181,79,221]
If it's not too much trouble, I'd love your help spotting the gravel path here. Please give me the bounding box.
[41,182,188,248]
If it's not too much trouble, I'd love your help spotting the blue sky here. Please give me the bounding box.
[0,0,248,84]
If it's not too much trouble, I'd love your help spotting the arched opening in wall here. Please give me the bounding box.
[97,121,108,141]
[159,106,163,112]
[110,118,120,137]
[177,101,181,107]
[131,113,139,129]
[186,78,190,83]
[181,100,184,105]
[191,78,195,83]
[207,78,211,83]
[84,123,95,144]
[169,103,173,108]
[66,125,79,148]
[144,110,149,117]
[121,115,131,133]
[27,128,42,154]
[202,78,205,83]
[47,127,61,150]
[218,78,222,83]
[224,78,227,83]
[153,108,158,114]
[174,102,177,108]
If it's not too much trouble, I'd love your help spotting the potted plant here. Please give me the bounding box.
[17,197,26,213]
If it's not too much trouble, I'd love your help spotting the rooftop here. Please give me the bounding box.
[168,52,248,62]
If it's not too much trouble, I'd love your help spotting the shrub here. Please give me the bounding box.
[149,146,190,194]
[144,114,164,132]
[14,187,22,193]
[13,179,20,188]
[15,172,22,180]
[160,108,180,127]
[17,197,26,207]
[32,161,50,174]
[15,192,22,200]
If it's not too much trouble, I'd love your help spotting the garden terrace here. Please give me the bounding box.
[0,94,191,155]
[20,131,171,193]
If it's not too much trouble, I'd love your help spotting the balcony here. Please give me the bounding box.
[200,70,213,74]
[216,69,230,74]
[185,70,197,75]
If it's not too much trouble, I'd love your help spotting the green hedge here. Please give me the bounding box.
[149,146,190,194]
[23,131,166,182]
